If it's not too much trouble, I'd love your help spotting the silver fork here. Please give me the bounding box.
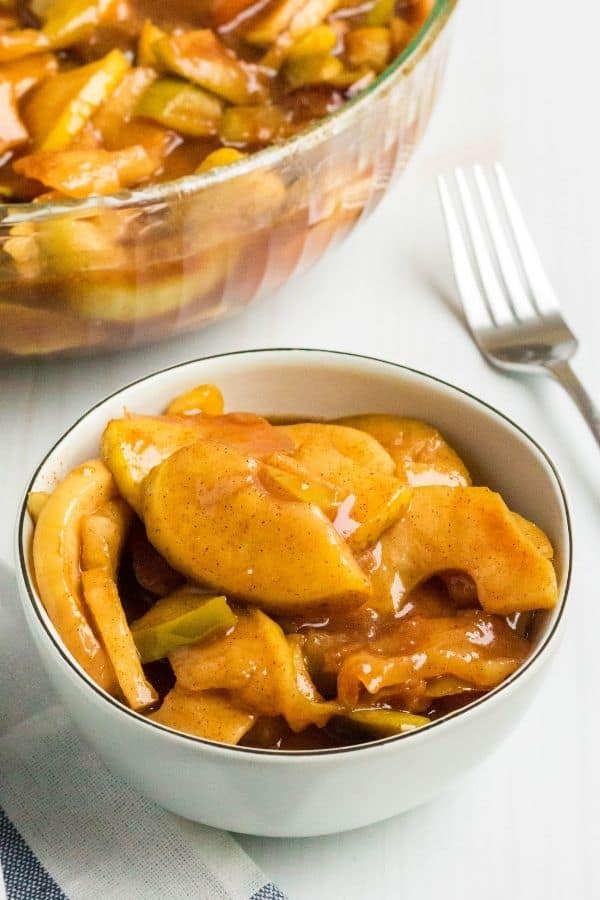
[437,164,600,449]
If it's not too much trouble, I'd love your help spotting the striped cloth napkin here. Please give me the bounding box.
[0,563,285,900]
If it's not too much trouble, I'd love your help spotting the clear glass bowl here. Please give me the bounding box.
[0,0,458,359]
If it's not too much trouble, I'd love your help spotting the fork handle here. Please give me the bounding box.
[544,359,600,449]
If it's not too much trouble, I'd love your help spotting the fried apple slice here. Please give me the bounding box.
[334,708,430,738]
[26,490,50,523]
[141,441,371,613]
[151,686,256,744]
[364,486,558,615]
[82,568,157,710]
[165,383,224,417]
[23,48,129,150]
[0,28,49,62]
[0,81,28,153]
[135,77,223,137]
[101,412,293,513]
[130,587,236,663]
[195,147,246,173]
[41,0,118,50]
[279,422,407,550]
[0,53,58,100]
[81,498,157,710]
[32,459,117,691]
[13,146,156,197]
[338,414,471,486]
[101,415,204,514]
[81,497,132,573]
[337,611,530,708]
[154,30,265,104]
[170,608,339,730]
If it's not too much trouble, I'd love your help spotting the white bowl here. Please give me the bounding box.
[15,350,571,837]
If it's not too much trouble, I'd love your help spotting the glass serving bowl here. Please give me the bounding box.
[0,0,458,359]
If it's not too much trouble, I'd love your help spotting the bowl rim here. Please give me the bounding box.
[0,0,458,226]
[16,347,572,759]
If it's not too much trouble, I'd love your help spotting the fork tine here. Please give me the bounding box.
[454,168,514,327]
[437,175,493,334]
[473,165,536,322]
[494,164,560,316]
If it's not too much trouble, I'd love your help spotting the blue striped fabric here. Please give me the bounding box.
[0,806,286,900]
[0,808,66,900]
[250,885,288,900]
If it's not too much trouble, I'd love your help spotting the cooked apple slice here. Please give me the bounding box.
[92,66,157,138]
[0,29,49,63]
[141,441,371,613]
[137,19,166,66]
[283,421,396,475]
[134,77,223,137]
[130,586,236,663]
[13,146,156,197]
[364,486,558,615]
[80,497,133,573]
[279,422,408,550]
[101,415,203,514]
[345,26,391,71]
[512,511,554,558]
[165,383,224,417]
[23,48,129,150]
[151,686,256,744]
[333,708,430,739]
[218,104,290,145]
[82,568,158,710]
[0,81,28,153]
[338,414,471,486]
[196,147,246,173]
[0,53,58,100]
[337,611,531,707]
[153,30,265,104]
[101,412,293,513]
[170,607,339,730]
[80,497,158,710]
[41,0,118,50]
[246,0,337,47]
[283,53,344,90]
[260,457,339,515]
[27,490,50,523]
[32,459,118,691]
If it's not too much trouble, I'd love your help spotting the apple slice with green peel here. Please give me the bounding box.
[334,709,430,740]
[135,77,223,137]
[41,0,119,50]
[130,587,236,664]
[154,30,265,104]
[170,607,339,730]
[24,48,129,150]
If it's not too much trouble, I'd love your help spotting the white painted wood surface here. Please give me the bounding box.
[2,0,599,896]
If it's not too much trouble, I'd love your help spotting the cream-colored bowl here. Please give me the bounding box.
[15,350,571,837]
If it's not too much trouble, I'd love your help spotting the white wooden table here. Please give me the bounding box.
[2,0,599,896]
